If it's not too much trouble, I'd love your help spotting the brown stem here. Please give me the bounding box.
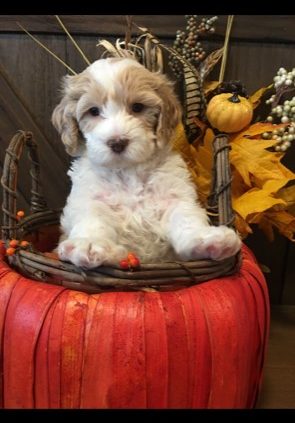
[228,93,241,103]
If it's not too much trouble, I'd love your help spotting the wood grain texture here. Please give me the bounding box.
[0,62,70,211]
[1,15,295,42]
[0,33,70,160]
[0,34,71,213]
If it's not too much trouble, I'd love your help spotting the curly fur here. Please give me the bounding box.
[52,57,241,268]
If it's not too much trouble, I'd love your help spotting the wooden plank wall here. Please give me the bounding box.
[0,15,294,303]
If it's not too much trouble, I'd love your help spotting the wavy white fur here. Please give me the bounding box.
[52,57,241,268]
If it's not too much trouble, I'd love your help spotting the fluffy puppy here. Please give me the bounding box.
[52,57,241,268]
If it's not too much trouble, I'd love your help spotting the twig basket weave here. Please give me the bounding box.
[1,130,241,293]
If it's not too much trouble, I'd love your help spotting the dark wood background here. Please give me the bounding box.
[0,15,294,304]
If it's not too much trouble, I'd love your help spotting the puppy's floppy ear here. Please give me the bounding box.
[52,74,86,157]
[156,74,182,145]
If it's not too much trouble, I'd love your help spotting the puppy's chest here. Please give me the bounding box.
[93,176,168,218]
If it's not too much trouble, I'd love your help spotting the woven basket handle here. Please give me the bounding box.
[207,134,235,228]
[1,130,47,241]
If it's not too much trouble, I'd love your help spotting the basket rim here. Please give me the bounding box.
[2,131,241,293]
[5,209,241,293]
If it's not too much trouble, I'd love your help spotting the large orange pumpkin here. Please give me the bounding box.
[0,244,269,409]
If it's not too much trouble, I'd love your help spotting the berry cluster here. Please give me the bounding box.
[5,239,30,256]
[262,126,295,151]
[170,15,218,78]
[264,67,295,151]
[119,252,140,270]
[2,210,30,256]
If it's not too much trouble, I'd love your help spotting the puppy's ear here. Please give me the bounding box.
[156,75,182,145]
[52,74,86,157]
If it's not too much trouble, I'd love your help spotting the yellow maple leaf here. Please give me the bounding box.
[204,80,220,95]
[249,84,273,109]
[263,210,295,241]
[229,123,295,239]
[278,184,295,208]
[231,122,286,139]
[235,213,253,238]
[171,121,295,241]
[232,188,286,220]
[172,124,214,204]
[231,169,249,200]
[230,123,291,187]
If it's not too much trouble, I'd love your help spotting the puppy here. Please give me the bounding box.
[52,57,241,268]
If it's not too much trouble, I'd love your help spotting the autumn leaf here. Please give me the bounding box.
[230,122,286,139]
[172,124,204,200]
[235,213,253,238]
[258,216,275,242]
[191,117,208,147]
[230,123,291,187]
[231,169,249,200]
[172,124,201,173]
[204,80,220,95]
[171,121,295,241]
[172,124,213,204]
[232,188,286,220]
[249,84,273,109]
[263,210,295,241]
[277,184,295,209]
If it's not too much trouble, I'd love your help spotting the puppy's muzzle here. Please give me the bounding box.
[107,138,129,154]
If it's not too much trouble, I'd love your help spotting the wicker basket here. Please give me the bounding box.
[1,130,241,293]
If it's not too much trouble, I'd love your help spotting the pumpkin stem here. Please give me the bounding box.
[228,93,240,103]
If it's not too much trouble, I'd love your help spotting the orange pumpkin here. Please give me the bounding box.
[206,93,253,133]
[0,244,269,409]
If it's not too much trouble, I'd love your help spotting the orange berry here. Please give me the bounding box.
[9,239,19,248]
[129,257,140,268]
[20,240,29,248]
[6,247,16,256]
[16,210,25,219]
[127,252,136,261]
[119,259,129,269]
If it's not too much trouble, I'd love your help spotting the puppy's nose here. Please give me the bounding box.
[107,138,129,153]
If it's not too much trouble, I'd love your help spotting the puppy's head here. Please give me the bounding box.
[52,57,181,167]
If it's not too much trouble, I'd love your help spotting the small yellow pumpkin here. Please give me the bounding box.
[206,93,253,133]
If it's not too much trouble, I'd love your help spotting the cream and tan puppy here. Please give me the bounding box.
[52,57,241,268]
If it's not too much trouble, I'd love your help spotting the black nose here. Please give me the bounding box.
[107,138,129,153]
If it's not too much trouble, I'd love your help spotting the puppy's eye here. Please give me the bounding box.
[131,103,145,113]
[89,107,100,116]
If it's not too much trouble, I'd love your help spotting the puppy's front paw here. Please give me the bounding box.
[178,226,241,261]
[57,238,127,268]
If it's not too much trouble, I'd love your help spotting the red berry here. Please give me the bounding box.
[16,210,25,219]
[6,247,16,256]
[20,240,29,248]
[119,259,129,269]
[9,239,19,248]
[129,257,140,268]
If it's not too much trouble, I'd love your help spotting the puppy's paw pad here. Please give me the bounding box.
[57,239,128,268]
[201,226,241,260]
[179,226,241,261]
[58,241,75,256]
[57,238,108,268]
